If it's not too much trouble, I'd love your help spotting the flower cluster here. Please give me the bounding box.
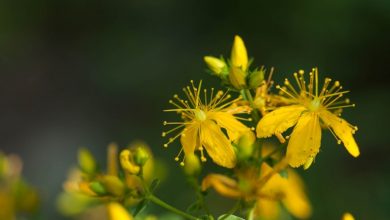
[52,35,359,220]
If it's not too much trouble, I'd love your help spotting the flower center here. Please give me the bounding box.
[308,98,321,112]
[194,109,207,121]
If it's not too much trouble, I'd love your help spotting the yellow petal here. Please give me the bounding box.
[106,202,133,220]
[231,35,248,71]
[287,112,322,168]
[208,112,249,141]
[282,170,312,219]
[258,164,312,219]
[319,110,360,157]
[201,174,242,198]
[180,124,199,155]
[201,120,237,168]
[251,200,280,220]
[256,105,306,138]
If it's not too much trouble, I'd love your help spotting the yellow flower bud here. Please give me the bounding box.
[342,212,355,220]
[120,150,140,175]
[229,66,247,89]
[100,175,125,197]
[77,148,96,174]
[106,202,133,220]
[183,153,201,176]
[204,56,227,75]
[231,35,248,71]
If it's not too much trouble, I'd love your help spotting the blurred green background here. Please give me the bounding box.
[0,0,389,219]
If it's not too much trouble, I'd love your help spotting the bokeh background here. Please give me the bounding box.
[1,0,389,219]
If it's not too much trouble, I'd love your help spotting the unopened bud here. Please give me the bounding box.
[231,35,248,71]
[78,148,96,174]
[134,147,149,167]
[342,213,355,220]
[107,202,133,220]
[183,153,201,176]
[237,132,256,160]
[204,56,227,76]
[100,175,125,197]
[89,181,107,195]
[229,66,247,89]
[249,68,265,88]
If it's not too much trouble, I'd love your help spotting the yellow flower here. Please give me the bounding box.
[201,162,311,220]
[256,68,360,168]
[231,35,248,71]
[342,212,355,220]
[163,81,251,168]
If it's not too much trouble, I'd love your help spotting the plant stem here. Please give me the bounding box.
[241,89,260,123]
[148,194,199,220]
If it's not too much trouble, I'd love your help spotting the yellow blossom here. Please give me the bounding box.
[201,161,311,220]
[163,80,251,168]
[106,202,133,220]
[231,35,248,71]
[256,68,359,168]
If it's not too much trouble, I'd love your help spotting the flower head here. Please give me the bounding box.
[163,81,251,168]
[256,68,360,168]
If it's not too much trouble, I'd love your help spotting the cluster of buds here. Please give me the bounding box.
[58,142,154,219]
[204,35,269,90]
[0,152,40,220]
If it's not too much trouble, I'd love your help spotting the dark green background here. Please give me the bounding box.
[0,0,389,219]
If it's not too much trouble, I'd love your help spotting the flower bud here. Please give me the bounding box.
[78,148,96,174]
[183,153,201,176]
[106,202,133,220]
[100,175,125,197]
[231,35,248,71]
[89,181,107,195]
[342,213,355,220]
[229,66,247,89]
[236,132,256,160]
[134,147,149,167]
[204,56,227,76]
[249,68,265,88]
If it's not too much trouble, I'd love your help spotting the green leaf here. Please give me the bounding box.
[132,199,149,217]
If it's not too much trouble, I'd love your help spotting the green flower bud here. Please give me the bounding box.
[134,147,150,167]
[249,68,265,88]
[89,181,107,195]
[183,153,201,176]
[236,132,256,160]
[78,148,96,174]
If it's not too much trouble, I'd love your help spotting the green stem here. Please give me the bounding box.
[148,194,199,220]
[241,89,260,123]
